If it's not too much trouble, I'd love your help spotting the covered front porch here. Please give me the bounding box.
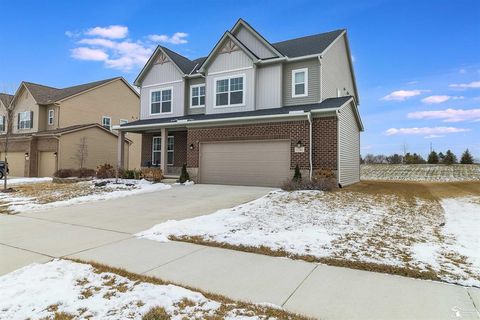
[116,126,188,178]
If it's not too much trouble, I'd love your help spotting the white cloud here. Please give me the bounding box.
[86,25,128,39]
[406,81,419,85]
[421,95,464,104]
[381,89,427,101]
[449,81,480,89]
[459,68,467,74]
[424,134,445,139]
[408,108,480,122]
[71,47,109,61]
[148,32,188,44]
[385,126,470,136]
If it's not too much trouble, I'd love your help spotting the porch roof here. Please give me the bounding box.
[116,96,355,132]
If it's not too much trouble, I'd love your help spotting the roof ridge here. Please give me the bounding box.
[59,77,120,90]
[160,46,192,62]
[23,81,60,90]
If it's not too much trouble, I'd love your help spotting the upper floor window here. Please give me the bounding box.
[151,88,172,114]
[48,109,54,125]
[191,84,205,108]
[102,116,111,130]
[0,116,5,132]
[292,68,308,98]
[215,75,244,107]
[18,111,32,130]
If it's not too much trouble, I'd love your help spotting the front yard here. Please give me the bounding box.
[0,179,171,214]
[0,259,303,320]
[138,181,480,287]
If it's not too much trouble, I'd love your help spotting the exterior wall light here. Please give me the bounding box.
[189,143,195,150]
[24,152,29,160]
[296,141,303,148]
[53,152,58,157]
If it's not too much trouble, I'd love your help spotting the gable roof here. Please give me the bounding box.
[230,18,283,58]
[272,29,345,57]
[0,93,13,108]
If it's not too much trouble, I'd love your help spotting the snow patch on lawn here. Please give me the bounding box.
[6,177,53,185]
[0,259,221,319]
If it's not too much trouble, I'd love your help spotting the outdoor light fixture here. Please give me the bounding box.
[189,143,195,150]
[296,141,303,148]
[53,152,58,157]
[24,152,29,160]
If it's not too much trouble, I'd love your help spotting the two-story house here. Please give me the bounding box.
[0,77,141,177]
[115,19,363,187]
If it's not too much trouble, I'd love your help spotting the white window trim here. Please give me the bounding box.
[0,115,4,132]
[149,87,173,115]
[190,84,206,109]
[48,109,54,125]
[151,135,174,166]
[292,68,308,98]
[102,116,112,130]
[167,136,174,166]
[19,111,32,130]
[213,74,246,108]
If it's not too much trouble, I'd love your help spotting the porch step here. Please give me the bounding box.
[161,178,178,184]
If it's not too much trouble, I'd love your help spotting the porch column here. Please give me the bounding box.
[117,131,125,170]
[160,127,168,174]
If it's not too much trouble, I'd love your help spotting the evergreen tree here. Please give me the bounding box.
[460,149,474,164]
[179,164,190,183]
[438,152,445,164]
[293,164,302,181]
[427,151,439,164]
[443,150,457,165]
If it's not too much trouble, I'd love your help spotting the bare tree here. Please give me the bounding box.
[72,137,89,168]
[1,85,16,191]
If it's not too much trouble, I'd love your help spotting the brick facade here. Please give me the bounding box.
[141,131,187,168]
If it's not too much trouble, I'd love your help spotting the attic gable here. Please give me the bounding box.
[154,51,170,65]
[230,19,282,59]
[134,46,187,86]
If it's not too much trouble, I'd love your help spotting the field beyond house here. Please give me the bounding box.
[361,164,480,182]
[138,181,480,287]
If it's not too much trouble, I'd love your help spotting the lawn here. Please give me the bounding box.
[0,179,171,214]
[138,181,480,287]
[0,259,304,320]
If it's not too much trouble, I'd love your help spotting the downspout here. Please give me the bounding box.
[307,112,313,180]
[318,56,323,102]
[336,109,341,188]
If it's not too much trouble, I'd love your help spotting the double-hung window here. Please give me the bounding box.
[48,109,54,125]
[215,75,244,107]
[292,68,308,98]
[0,116,5,132]
[191,84,205,108]
[19,111,32,130]
[151,88,172,114]
[102,116,111,130]
[152,136,174,166]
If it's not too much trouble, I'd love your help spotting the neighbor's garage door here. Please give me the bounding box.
[0,152,25,177]
[38,151,57,177]
[199,140,291,187]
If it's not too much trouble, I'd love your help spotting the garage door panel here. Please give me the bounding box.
[0,152,25,177]
[38,152,56,177]
[200,140,291,187]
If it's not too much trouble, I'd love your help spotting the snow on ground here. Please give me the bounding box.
[0,259,278,320]
[0,179,171,214]
[6,177,53,185]
[361,164,480,182]
[138,190,480,287]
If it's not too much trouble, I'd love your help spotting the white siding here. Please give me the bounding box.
[321,35,356,101]
[256,64,282,109]
[140,82,184,119]
[233,27,276,59]
[338,102,360,186]
[283,58,320,106]
[142,61,182,86]
[208,50,252,74]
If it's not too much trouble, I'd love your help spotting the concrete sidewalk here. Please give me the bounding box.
[1,185,479,319]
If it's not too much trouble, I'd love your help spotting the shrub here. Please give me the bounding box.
[54,169,75,178]
[53,168,95,178]
[141,168,163,183]
[121,169,143,180]
[293,164,302,181]
[96,163,116,179]
[282,177,337,192]
[178,164,190,183]
[460,149,474,164]
[76,168,96,178]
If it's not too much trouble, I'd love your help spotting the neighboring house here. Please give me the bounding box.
[0,77,141,177]
[115,19,363,187]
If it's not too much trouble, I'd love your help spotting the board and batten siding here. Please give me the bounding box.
[321,35,356,101]
[142,61,183,86]
[185,77,206,115]
[233,27,276,59]
[256,64,282,109]
[283,58,320,106]
[207,50,252,74]
[338,102,360,186]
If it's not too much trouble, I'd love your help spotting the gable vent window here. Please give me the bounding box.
[18,111,33,130]
[102,116,111,130]
[292,68,308,98]
[191,84,205,108]
[215,75,244,107]
[151,88,172,114]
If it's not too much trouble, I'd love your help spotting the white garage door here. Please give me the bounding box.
[199,140,291,187]
[38,151,57,177]
[0,152,25,177]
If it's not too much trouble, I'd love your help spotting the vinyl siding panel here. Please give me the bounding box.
[185,77,206,115]
[233,27,276,59]
[338,102,360,186]
[207,50,252,74]
[142,61,183,86]
[140,81,184,119]
[256,64,282,109]
[283,58,320,106]
[321,35,356,100]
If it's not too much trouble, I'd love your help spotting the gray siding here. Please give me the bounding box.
[256,64,282,109]
[142,61,182,87]
[140,81,184,119]
[338,102,360,186]
[233,27,276,59]
[321,35,356,101]
[186,77,206,115]
[208,50,252,74]
[283,58,320,106]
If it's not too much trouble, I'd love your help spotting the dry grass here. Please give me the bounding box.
[69,258,311,320]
